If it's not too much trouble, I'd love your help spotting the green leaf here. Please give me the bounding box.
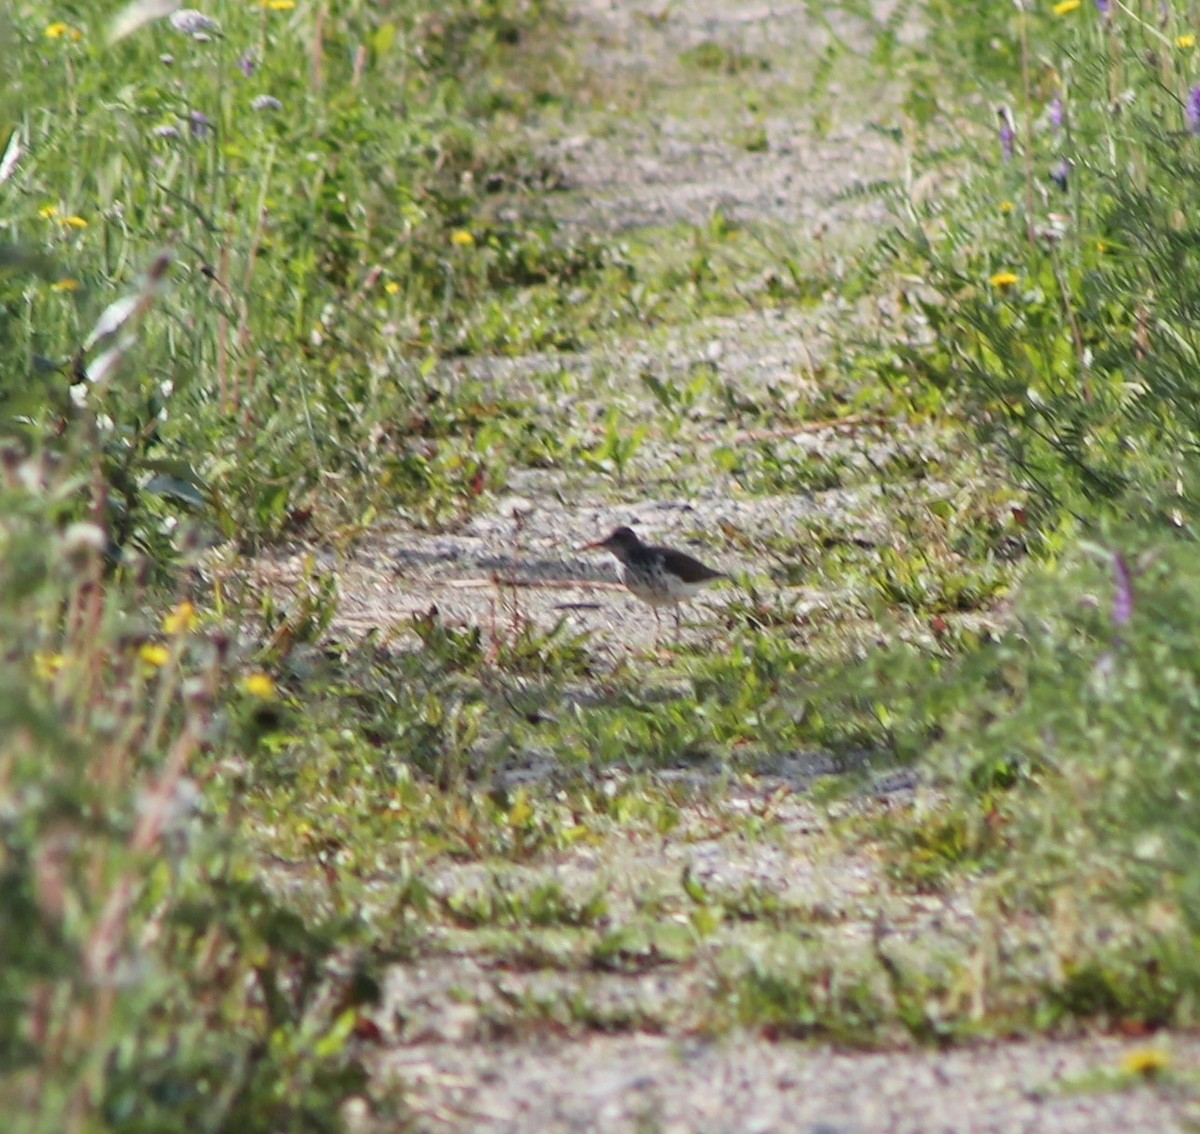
[313,1008,359,1060]
[372,22,397,56]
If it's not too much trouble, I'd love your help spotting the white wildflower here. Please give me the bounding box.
[0,130,22,185]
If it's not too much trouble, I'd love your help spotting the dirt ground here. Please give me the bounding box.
[264,1,1200,1129]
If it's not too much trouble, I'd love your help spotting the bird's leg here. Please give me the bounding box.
[673,605,681,643]
[653,606,661,648]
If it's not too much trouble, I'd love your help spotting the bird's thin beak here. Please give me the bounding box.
[580,537,608,551]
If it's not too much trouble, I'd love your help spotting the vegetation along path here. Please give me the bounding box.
[245,0,1200,1131]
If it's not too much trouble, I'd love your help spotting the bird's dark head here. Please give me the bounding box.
[584,526,642,557]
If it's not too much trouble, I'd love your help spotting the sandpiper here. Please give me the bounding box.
[583,525,727,638]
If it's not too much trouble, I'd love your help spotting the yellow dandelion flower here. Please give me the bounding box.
[1178,34,1196,48]
[140,643,171,667]
[33,652,65,680]
[1121,1047,1170,1077]
[64,215,88,229]
[162,601,197,635]
[44,22,70,38]
[450,229,475,247]
[38,204,59,220]
[385,280,401,295]
[1053,0,1081,13]
[243,672,276,698]
[508,792,534,827]
[1000,200,1015,215]
[265,0,295,9]
[989,271,1019,288]
[1096,240,1109,253]
[51,278,81,292]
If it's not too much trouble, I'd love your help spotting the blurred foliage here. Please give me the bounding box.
[0,0,584,1129]
[0,448,391,1133]
[2,0,609,554]
[881,0,1200,534]
[844,0,1200,1030]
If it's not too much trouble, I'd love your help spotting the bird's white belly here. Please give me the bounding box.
[622,568,700,605]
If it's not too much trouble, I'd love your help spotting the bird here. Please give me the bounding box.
[583,525,727,639]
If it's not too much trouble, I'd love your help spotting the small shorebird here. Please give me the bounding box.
[583,525,727,638]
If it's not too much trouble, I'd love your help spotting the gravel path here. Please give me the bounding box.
[255,0,924,653]
[384,1034,1200,1133]
[266,2,1200,1130]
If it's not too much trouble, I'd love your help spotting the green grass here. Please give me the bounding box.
[852,0,1200,1035]
[3,0,611,548]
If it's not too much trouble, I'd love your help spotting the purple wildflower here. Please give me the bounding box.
[1050,158,1071,191]
[251,95,283,112]
[1188,85,1200,135]
[1048,96,1064,132]
[997,106,1016,162]
[169,9,219,38]
[1096,0,1110,17]
[237,51,257,77]
[188,111,211,140]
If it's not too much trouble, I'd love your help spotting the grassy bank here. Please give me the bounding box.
[863,0,1200,1031]
[1,0,594,1128]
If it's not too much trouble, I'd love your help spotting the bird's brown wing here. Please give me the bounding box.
[656,547,726,584]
